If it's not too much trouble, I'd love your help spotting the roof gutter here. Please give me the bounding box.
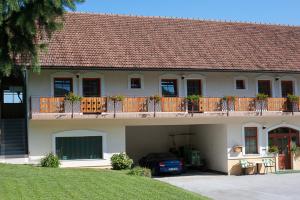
[37,66,300,74]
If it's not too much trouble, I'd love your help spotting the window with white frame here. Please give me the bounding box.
[244,127,258,154]
[128,74,143,89]
[234,77,247,90]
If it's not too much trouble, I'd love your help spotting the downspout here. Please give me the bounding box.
[23,67,29,155]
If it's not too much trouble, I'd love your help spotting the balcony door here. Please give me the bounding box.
[257,80,272,97]
[187,80,202,112]
[281,81,294,97]
[82,78,101,97]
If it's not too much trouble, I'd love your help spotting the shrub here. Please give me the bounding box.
[109,95,125,102]
[256,93,269,100]
[287,94,299,102]
[149,95,161,103]
[111,153,133,170]
[127,167,152,178]
[186,95,201,103]
[65,92,82,102]
[40,153,60,168]
[223,96,236,102]
[268,146,279,154]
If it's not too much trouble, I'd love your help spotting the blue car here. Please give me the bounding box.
[139,153,184,176]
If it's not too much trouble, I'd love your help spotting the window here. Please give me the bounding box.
[54,78,73,97]
[3,86,23,103]
[236,80,246,90]
[244,127,258,154]
[55,136,103,160]
[83,78,101,97]
[161,79,178,97]
[257,80,272,97]
[130,78,141,89]
[187,80,202,96]
[281,81,294,97]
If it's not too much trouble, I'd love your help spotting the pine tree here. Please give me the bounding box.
[0,0,84,76]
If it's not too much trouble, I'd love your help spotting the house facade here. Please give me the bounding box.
[1,13,300,175]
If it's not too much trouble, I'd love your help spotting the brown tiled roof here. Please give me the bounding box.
[39,12,300,72]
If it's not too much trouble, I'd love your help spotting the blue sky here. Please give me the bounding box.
[75,0,300,25]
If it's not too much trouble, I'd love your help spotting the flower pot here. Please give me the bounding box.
[233,146,243,153]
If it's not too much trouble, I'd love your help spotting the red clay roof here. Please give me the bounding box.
[39,12,300,72]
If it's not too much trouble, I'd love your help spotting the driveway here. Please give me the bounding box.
[156,172,300,200]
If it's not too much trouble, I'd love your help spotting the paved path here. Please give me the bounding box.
[156,173,300,200]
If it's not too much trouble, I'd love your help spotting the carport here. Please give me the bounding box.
[125,124,228,174]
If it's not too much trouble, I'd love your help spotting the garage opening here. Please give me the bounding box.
[126,124,227,174]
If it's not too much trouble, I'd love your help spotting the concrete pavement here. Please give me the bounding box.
[156,172,300,200]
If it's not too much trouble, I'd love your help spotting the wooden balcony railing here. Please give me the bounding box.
[39,97,65,113]
[31,96,300,115]
[81,97,107,113]
[122,97,148,112]
[161,97,186,112]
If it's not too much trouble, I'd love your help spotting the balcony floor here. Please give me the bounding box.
[30,111,300,120]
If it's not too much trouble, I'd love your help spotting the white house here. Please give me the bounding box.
[1,13,300,175]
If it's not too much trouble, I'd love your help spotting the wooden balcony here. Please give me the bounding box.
[30,96,300,120]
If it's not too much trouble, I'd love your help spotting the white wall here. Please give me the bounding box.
[28,70,300,99]
[190,124,228,173]
[28,120,126,166]
[126,125,190,163]
[226,117,300,159]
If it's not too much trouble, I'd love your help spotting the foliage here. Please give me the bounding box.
[287,94,299,102]
[256,93,269,100]
[290,144,300,154]
[0,164,207,200]
[186,95,201,103]
[268,146,279,154]
[149,95,161,103]
[110,95,125,102]
[111,153,133,170]
[223,96,236,102]
[40,153,60,168]
[127,167,152,178]
[0,0,84,76]
[65,92,82,102]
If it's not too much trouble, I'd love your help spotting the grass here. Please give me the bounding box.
[0,164,209,200]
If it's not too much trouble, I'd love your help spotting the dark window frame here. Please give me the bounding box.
[187,79,202,96]
[281,80,294,97]
[130,78,142,89]
[54,78,73,97]
[82,78,101,97]
[244,127,258,154]
[235,79,246,90]
[257,80,272,97]
[161,79,178,97]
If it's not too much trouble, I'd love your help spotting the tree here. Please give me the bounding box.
[0,0,84,76]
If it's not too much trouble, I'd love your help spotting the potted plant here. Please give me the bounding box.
[268,145,279,156]
[256,93,268,115]
[290,144,300,155]
[232,145,243,153]
[186,95,201,116]
[149,95,161,117]
[110,95,125,118]
[223,96,236,114]
[65,92,82,118]
[287,94,299,113]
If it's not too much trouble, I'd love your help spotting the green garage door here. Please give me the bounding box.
[56,136,103,160]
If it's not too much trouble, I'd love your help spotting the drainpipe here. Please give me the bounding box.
[23,67,29,155]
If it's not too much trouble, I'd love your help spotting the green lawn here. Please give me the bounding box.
[0,164,208,200]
